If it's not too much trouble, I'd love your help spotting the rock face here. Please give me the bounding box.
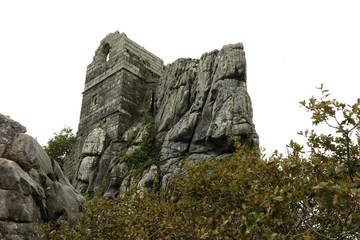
[65,31,259,199]
[0,113,84,240]
[154,43,258,163]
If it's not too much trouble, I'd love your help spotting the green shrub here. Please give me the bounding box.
[44,87,360,239]
[43,127,76,168]
[121,116,160,176]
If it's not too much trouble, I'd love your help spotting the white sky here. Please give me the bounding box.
[1,0,359,155]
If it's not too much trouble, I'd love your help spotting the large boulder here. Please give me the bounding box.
[0,113,84,240]
[82,127,108,156]
[8,133,54,175]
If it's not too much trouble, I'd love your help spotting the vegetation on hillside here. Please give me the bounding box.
[43,86,360,239]
[43,127,76,168]
[121,116,160,176]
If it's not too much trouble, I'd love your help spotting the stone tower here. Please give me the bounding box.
[80,31,163,140]
[64,31,164,180]
[64,32,258,195]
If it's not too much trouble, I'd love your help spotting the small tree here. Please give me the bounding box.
[286,84,360,238]
[44,127,76,168]
[299,84,360,182]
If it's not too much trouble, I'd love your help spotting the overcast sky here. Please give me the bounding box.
[1,0,359,155]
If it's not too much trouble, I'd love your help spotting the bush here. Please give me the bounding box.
[44,87,360,239]
[43,127,76,168]
[121,116,160,176]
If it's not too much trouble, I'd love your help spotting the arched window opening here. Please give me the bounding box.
[101,43,110,63]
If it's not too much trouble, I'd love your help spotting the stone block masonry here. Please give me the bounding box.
[63,31,164,180]
[80,31,164,140]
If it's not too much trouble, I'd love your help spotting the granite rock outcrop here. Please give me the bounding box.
[155,43,258,164]
[65,31,259,199]
[0,113,84,240]
[0,31,258,238]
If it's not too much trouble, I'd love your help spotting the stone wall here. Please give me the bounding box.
[80,31,163,141]
[63,31,164,180]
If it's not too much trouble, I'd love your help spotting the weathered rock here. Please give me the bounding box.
[0,115,84,240]
[77,156,99,182]
[161,173,173,193]
[104,162,128,198]
[0,158,45,197]
[8,133,54,175]
[0,221,43,240]
[0,113,27,157]
[92,142,119,195]
[119,171,142,196]
[154,58,198,135]
[0,159,44,223]
[44,179,85,225]
[82,127,108,156]
[134,126,150,144]
[159,112,199,160]
[119,174,132,195]
[74,140,126,196]
[52,159,73,186]
[155,43,258,161]
[126,145,140,155]
[65,32,259,200]
[122,122,144,142]
[160,157,184,174]
[137,164,159,197]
